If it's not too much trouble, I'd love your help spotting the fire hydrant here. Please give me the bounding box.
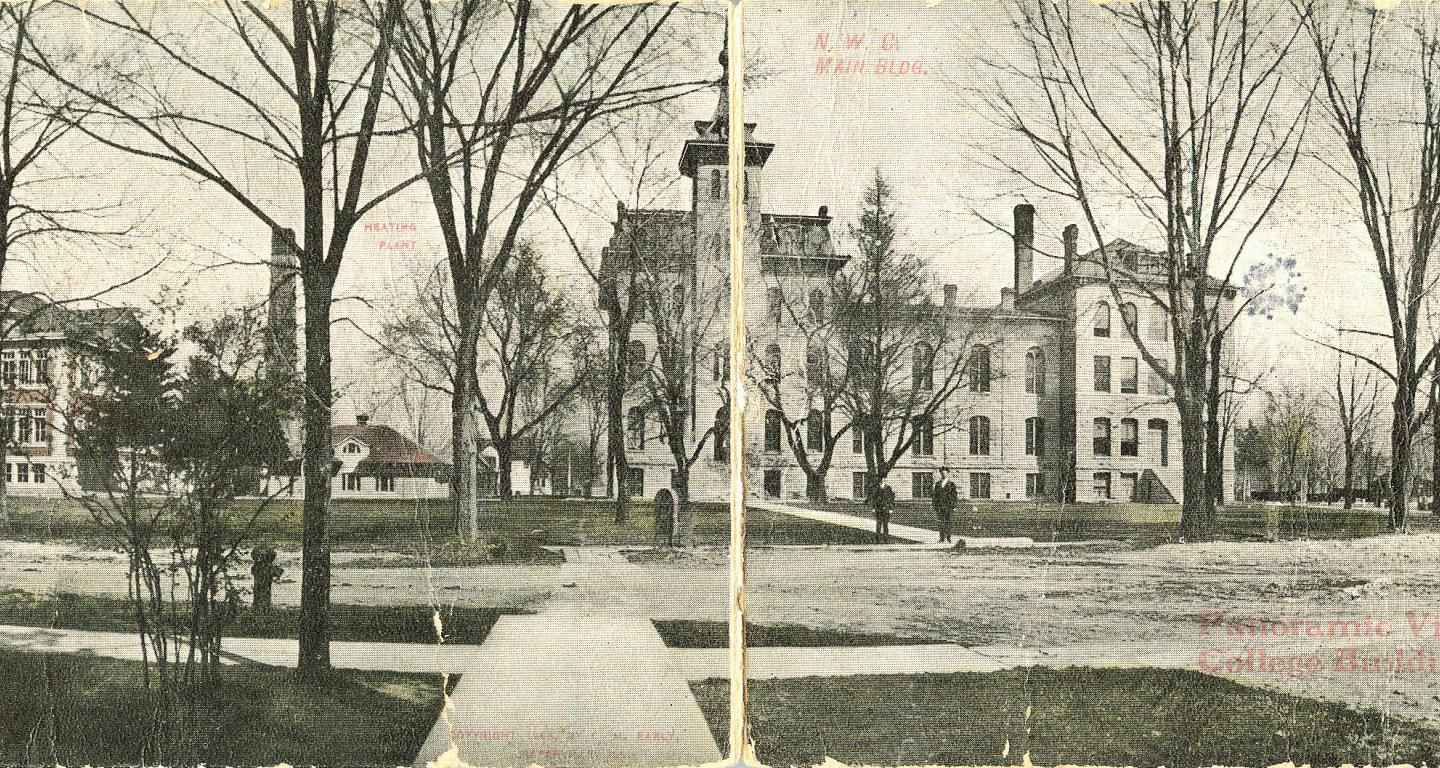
[251,546,283,614]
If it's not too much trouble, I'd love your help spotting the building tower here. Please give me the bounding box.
[266,226,300,382]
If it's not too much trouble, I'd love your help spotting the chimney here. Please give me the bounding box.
[943,284,957,308]
[1013,203,1035,294]
[357,414,369,426]
[266,226,299,381]
[1000,287,1016,310]
[1063,224,1078,275]
[818,205,829,218]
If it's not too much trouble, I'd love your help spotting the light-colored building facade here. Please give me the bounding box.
[601,90,1236,506]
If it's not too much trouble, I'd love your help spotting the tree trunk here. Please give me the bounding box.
[671,463,691,546]
[450,384,479,539]
[1177,394,1210,541]
[1391,394,1412,532]
[1205,332,1224,508]
[297,276,335,681]
[607,322,628,522]
[497,439,513,499]
[1343,441,1355,510]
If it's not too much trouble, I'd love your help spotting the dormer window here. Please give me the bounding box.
[343,443,362,454]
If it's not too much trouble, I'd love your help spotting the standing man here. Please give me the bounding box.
[874,481,896,543]
[934,472,957,543]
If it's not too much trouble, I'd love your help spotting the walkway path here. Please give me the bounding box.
[412,547,722,768]
[750,500,1036,548]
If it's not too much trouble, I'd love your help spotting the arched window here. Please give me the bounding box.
[806,343,828,387]
[767,287,784,323]
[709,168,722,200]
[969,345,991,393]
[1025,417,1045,456]
[1121,302,1138,336]
[764,409,782,452]
[809,288,825,321]
[627,407,646,449]
[627,341,646,380]
[765,343,782,385]
[914,416,934,456]
[714,406,729,461]
[1026,347,1046,396]
[1094,301,1111,337]
[968,415,990,455]
[913,342,934,391]
[807,409,827,452]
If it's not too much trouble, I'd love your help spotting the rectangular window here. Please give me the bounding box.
[16,463,27,483]
[34,352,48,385]
[969,472,991,500]
[1093,418,1112,457]
[1149,314,1169,341]
[1025,417,1044,456]
[1120,471,1138,502]
[2,352,14,386]
[1093,472,1112,500]
[376,476,395,492]
[1119,357,1138,394]
[31,408,46,444]
[1120,418,1139,457]
[912,471,935,499]
[852,471,870,502]
[1026,473,1044,499]
[31,464,43,484]
[1149,418,1170,467]
[1094,356,1111,392]
[342,474,361,491]
[763,469,781,499]
[16,412,30,444]
[17,354,31,385]
[623,468,644,498]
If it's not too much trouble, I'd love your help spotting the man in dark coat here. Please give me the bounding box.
[873,482,896,543]
[934,472,957,543]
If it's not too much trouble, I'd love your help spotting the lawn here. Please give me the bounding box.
[691,667,1440,767]
[810,498,1397,544]
[0,589,510,645]
[0,650,444,766]
[2,495,877,548]
[653,619,940,648]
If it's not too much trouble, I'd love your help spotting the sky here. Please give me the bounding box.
[9,0,1408,449]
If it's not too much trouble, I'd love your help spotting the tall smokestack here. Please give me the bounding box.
[1014,203,1035,293]
[1063,224,1078,275]
[267,227,299,381]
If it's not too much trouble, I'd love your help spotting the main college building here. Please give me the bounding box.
[601,92,1235,507]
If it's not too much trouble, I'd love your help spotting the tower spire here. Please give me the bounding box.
[711,25,728,128]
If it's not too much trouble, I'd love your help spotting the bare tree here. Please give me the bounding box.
[382,0,708,537]
[749,277,854,502]
[1300,2,1440,531]
[37,0,413,677]
[1329,354,1381,509]
[990,0,1311,538]
[839,171,995,511]
[476,247,580,499]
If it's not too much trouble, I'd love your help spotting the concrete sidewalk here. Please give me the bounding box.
[0,623,482,673]
[750,500,1036,548]
[413,548,723,768]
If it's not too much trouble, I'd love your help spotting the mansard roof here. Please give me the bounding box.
[0,291,143,347]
